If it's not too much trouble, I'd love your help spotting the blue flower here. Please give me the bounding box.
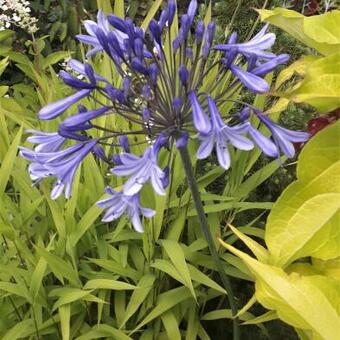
[96,187,155,232]
[111,135,167,196]
[230,64,270,93]
[39,89,92,120]
[20,140,98,199]
[215,24,276,61]
[195,97,254,169]
[255,111,310,158]
[25,130,66,152]
[189,91,212,134]
[61,106,109,129]
[76,10,126,58]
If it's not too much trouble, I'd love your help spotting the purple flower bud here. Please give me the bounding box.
[167,0,176,26]
[149,19,162,45]
[59,71,96,90]
[39,89,92,120]
[159,9,169,29]
[62,106,109,128]
[93,145,109,162]
[187,0,198,24]
[203,22,215,59]
[230,64,270,93]
[161,166,170,188]
[179,15,190,42]
[176,131,189,149]
[143,85,151,100]
[228,32,238,44]
[119,135,130,152]
[173,97,182,114]
[105,85,126,103]
[58,128,88,141]
[123,38,133,57]
[143,108,151,121]
[112,154,123,165]
[239,107,250,121]
[252,54,290,76]
[135,27,144,39]
[125,18,136,41]
[195,20,205,44]
[131,58,149,75]
[153,133,168,153]
[247,54,257,71]
[179,64,189,86]
[134,37,144,58]
[149,63,158,85]
[107,32,124,58]
[123,77,131,97]
[186,48,194,60]
[107,15,127,33]
[93,26,110,53]
[84,63,96,83]
[189,91,212,134]
[222,48,238,68]
[173,37,181,51]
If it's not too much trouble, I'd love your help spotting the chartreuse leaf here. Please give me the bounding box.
[297,120,340,182]
[114,0,124,18]
[41,51,70,70]
[59,305,71,340]
[257,8,340,56]
[141,0,163,31]
[0,127,22,195]
[96,0,113,14]
[1,320,35,340]
[242,311,278,325]
[222,242,340,339]
[161,311,181,340]
[120,274,156,328]
[49,288,94,310]
[161,239,196,299]
[76,324,132,340]
[266,122,340,266]
[36,247,79,286]
[274,55,320,89]
[0,57,8,76]
[132,287,193,333]
[227,225,268,262]
[83,279,136,291]
[68,194,104,246]
[287,53,340,113]
[201,309,258,323]
[312,258,340,282]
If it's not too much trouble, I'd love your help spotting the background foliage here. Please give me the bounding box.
[0,0,339,339]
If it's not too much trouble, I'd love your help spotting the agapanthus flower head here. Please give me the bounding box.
[20,139,97,199]
[20,0,308,232]
[96,187,155,233]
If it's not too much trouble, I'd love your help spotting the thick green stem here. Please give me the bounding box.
[178,146,240,340]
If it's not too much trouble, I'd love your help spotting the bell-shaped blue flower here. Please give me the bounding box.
[111,134,168,196]
[39,89,92,120]
[215,24,276,61]
[25,130,66,153]
[196,97,254,169]
[20,140,98,199]
[189,91,212,134]
[61,106,109,128]
[230,64,270,93]
[76,11,113,57]
[256,111,310,158]
[97,187,155,233]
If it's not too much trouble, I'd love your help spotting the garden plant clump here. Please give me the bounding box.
[0,0,339,339]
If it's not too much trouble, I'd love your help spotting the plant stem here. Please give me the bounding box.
[178,146,240,340]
